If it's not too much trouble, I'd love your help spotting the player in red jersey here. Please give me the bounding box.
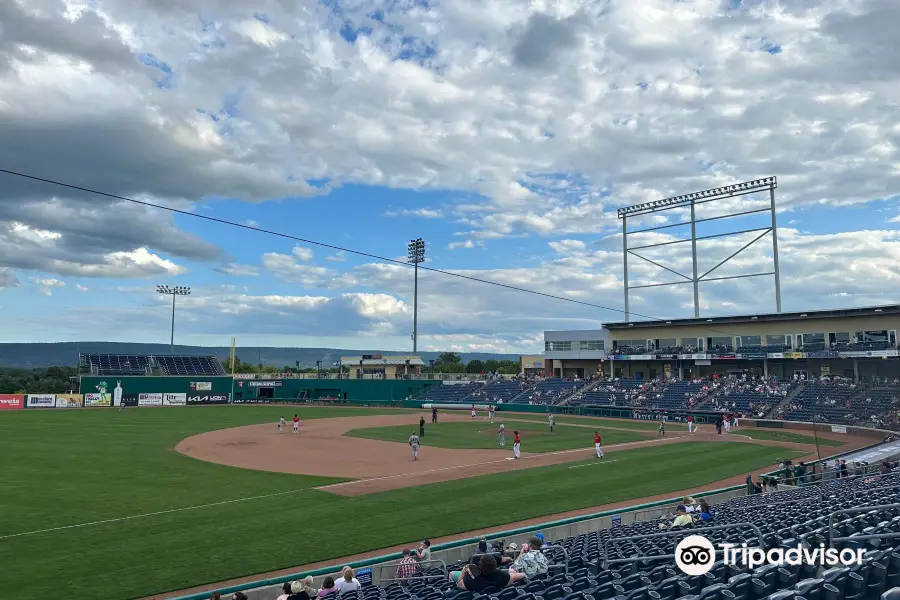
[292,414,300,434]
[594,431,604,459]
[513,430,521,459]
[686,415,694,433]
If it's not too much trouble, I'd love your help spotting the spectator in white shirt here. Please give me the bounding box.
[334,567,361,595]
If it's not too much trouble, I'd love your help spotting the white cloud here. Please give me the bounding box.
[33,277,65,296]
[75,284,89,292]
[448,239,483,250]
[385,208,445,218]
[219,263,261,277]
[292,246,314,262]
[888,215,900,223]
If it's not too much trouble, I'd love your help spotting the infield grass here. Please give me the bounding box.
[345,419,650,452]
[0,407,803,600]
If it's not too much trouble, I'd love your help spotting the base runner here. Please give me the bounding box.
[513,430,521,459]
[278,416,285,433]
[292,414,300,434]
[594,431,604,459]
[409,432,420,461]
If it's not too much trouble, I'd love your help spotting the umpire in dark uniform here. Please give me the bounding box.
[420,415,426,437]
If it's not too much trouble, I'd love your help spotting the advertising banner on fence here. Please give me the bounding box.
[138,393,163,407]
[0,394,25,410]
[163,393,186,406]
[187,393,229,405]
[26,394,56,408]
[831,425,848,434]
[55,393,83,408]
[247,380,283,388]
[190,381,212,391]
[83,393,111,407]
[121,394,139,407]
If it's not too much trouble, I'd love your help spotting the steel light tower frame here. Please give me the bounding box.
[618,176,781,320]
[156,285,191,353]
[407,238,426,353]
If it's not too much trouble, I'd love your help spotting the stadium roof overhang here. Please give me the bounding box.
[603,304,900,330]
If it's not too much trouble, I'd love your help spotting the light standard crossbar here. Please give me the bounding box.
[156,285,191,353]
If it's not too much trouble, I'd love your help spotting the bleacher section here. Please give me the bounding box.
[471,380,532,403]
[79,354,151,376]
[516,378,591,405]
[782,382,862,423]
[154,355,226,376]
[648,381,708,409]
[422,382,484,403]
[323,469,900,600]
[571,380,646,406]
[79,353,225,377]
[709,381,796,417]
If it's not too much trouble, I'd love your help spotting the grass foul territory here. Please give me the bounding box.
[0,406,802,600]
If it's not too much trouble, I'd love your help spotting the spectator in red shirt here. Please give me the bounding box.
[396,549,417,579]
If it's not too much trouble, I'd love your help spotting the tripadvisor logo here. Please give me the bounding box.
[675,535,865,575]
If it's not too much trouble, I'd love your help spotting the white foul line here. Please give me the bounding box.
[2,437,668,540]
[569,460,618,469]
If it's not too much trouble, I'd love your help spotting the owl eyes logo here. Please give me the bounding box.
[675,535,716,575]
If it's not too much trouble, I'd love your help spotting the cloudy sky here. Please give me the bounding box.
[1,0,899,354]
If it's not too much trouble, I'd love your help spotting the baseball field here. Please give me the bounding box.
[0,405,858,600]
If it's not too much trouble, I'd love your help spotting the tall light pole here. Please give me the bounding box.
[156,285,191,353]
[407,238,426,353]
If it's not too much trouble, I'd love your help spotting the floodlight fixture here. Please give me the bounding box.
[617,177,781,320]
[406,238,426,353]
[156,284,191,352]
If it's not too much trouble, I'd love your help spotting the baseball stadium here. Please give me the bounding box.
[4,180,900,600]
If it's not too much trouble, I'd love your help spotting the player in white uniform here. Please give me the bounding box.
[278,416,285,433]
[409,433,420,461]
[548,414,555,432]
[498,423,505,446]
[724,416,731,433]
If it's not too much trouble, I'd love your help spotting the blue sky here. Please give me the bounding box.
[0,0,898,353]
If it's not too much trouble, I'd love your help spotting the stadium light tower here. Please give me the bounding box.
[156,285,191,353]
[407,238,426,353]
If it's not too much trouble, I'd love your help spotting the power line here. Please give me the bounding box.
[0,167,744,337]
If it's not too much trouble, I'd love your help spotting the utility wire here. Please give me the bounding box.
[0,167,744,337]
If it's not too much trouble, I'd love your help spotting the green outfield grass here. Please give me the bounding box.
[0,407,802,600]
[345,419,650,452]
[730,428,845,446]
[505,413,687,430]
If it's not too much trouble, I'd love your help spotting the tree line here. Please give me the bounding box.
[221,352,520,375]
[0,366,78,394]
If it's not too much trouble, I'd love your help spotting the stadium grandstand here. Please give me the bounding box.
[78,353,226,376]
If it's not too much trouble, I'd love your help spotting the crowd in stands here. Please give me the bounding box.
[235,462,900,600]
[777,376,900,426]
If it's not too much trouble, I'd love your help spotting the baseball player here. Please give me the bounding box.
[409,432,420,461]
[594,431,604,459]
[513,430,521,459]
[548,413,555,432]
[471,405,477,419]
[488,405,494,422]
[498,423,506,446]
[724,414,732,433]
[278,416,285,434]
[292,414,300,434]
[658,420,666,437]
[686,415,694,433]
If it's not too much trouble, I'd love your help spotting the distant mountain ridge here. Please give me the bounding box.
[0,342,522,369]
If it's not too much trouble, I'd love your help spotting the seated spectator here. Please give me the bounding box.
[470,539,511,566]
[454,554,526,592]
[289,577,315,600]
[277,582,293,600]
[334,567,361,596]
[233,594,248,600]
[317,577,337,598]
[698,501,712,522]
[396,549,418,579]
[510,537,549,579]
[668,505,694,528]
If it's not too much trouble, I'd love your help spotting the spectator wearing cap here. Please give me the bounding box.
[669,505,694,528]
[510,537,549,579]
[396,549,417,580]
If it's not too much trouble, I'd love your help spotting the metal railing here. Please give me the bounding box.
[377,558,447,584]
[853,483,900,499]
[828,503,900,544]
[601,522,765,568]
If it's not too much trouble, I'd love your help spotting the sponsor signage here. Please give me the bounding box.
[678,354,710,360]
[655,354,678,360]
[831,425,847,434]
[56,393,83,408]
[0,394,25,410]
[121,394,139,407]
[162,393,187,406]
[783,352,804,359]
[232,398,269,404]
[187,394,229,405]
[713,354,737,360]
[840,350,899,358]
[26,394,56,408]
[84,393,111,407]
[768,353,784,359]
[739,353,768,360]
[808,350,841,359]
[190,381,213,391]
[609,355,627,360]
[247,380,283,388]
[138,393,163,407]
